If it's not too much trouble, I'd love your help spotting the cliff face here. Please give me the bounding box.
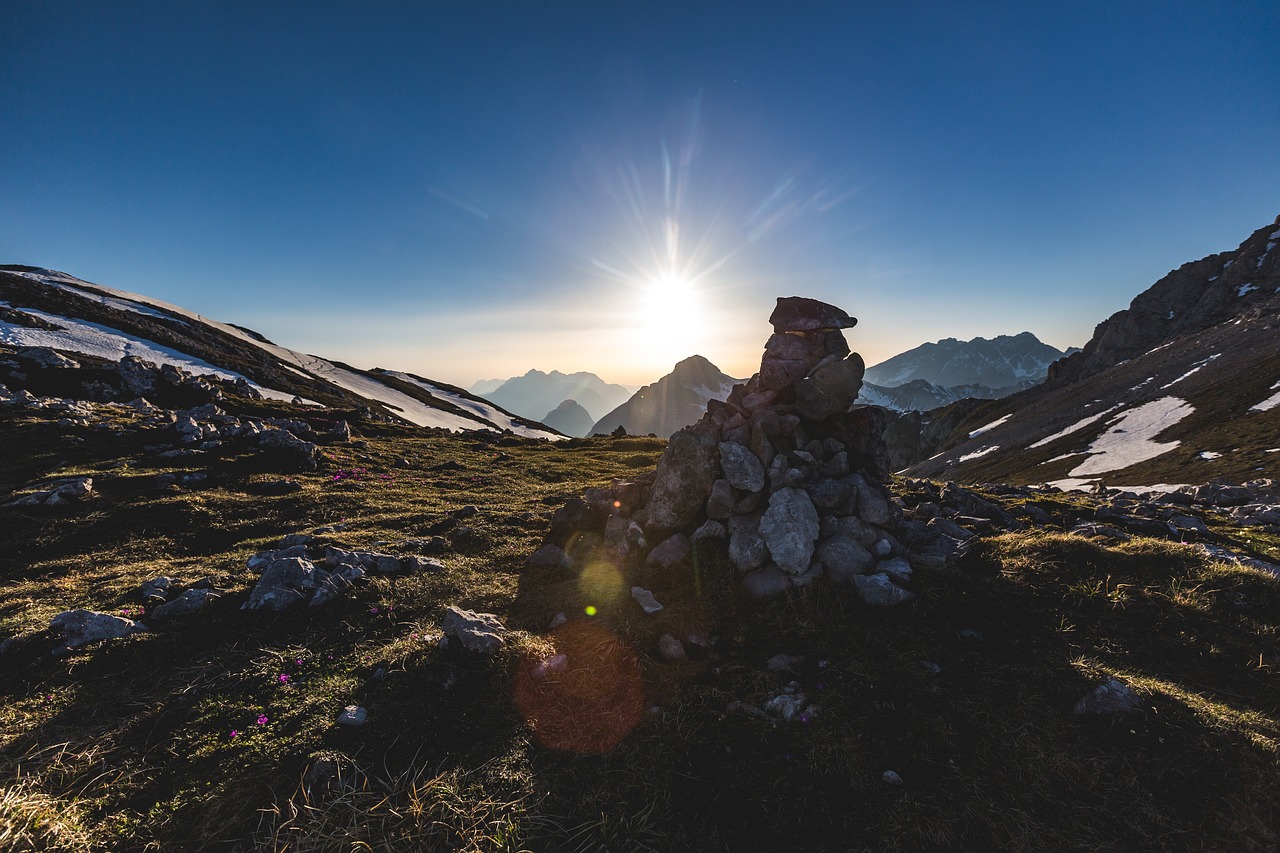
[1049,215,1280,384]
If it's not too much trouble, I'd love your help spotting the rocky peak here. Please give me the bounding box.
[1049,213,1280,384]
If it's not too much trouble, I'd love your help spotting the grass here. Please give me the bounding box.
[2,399,1279,850]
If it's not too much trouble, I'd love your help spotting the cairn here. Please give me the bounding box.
[532,297,916,604]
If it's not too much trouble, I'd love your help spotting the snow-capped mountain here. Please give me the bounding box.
[856,377,1041,413]
[0,266,562,438]
[894,214,1280,488]
[477,369,634,424]
[590,355,742,438]
[864,331,1074,391]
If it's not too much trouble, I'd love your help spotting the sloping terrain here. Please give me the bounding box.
[898,215,1280,487]
[1,389,1278,851]
[0,266,559,438]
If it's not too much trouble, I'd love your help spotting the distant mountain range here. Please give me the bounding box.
[471,370,634,427]
[0,266,561,438]
[892,213,1280,487]
[590,355,741,438]
[857,331,1077,412]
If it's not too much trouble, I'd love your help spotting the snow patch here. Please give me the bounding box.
[0,301,296,401]
[382,371,563,439]
[1251,386,1280,413]
[1237,283,1257,297]
[1208,275,1218,282]
[1159,353,1220,389]
[968,414,1011,438]
[1028,404,1122,449]
[1068,397,1195,477]
[1197,451,1222,460]
[959,445,999,462]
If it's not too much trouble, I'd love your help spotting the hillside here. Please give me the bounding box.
[589,355,740,438]
[1,380,1278,850]
[897,215,1280,488]
[0,267,559,439]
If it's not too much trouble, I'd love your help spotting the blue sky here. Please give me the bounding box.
[2,1,1277,385]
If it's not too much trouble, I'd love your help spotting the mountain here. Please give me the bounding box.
[540,399,595,437]
[864,331,1074,390]
[0,266,562,438]
[590,355,741,438]
[857,377,1042,413]
[468,377,506,396]
[480,369,633,423]
[893,214,1280,487]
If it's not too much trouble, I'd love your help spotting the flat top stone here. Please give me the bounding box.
[769,297,857,332]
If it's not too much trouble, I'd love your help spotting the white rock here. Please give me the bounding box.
[630,586,664,614]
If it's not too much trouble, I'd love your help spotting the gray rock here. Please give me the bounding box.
[526,543,573,572]
[646,533,692,569]
[817,533,875,582]
[691,519,726,542]
[140,576,175,603]
[719,441,766,493]
[1073,678,1142,715]
[646,422,719,533]
[855,481,893,526]
[630,586,664,614]
[242,557,325,611]
[728,513,769,572]
[877,557,913,583]
[760,488,820,575]
[336,705,368,727]
[764,692,809,721]
[766,653,805,671]
[151,587,216,619]
[882,770,904,786]
[795,353,865,420]
[742,566,793,598]
[441,606,508,654]
[657,633,687,660]
[401,555,445,573]
[705,479,735,520]
[49,609,145,649]
[852,573,916,607]
[279,533,314,549]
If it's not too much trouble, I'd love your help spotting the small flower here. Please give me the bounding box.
[370,606,380,615]
[256,714,269,725]
[295,658,303,666]
[230,730,239,738]
[277,673,290,684]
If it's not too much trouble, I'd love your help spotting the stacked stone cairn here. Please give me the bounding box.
[533,296,916,605]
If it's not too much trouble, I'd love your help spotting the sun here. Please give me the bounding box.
[635,273,705,357]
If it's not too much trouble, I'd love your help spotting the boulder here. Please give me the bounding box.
[719,442,766,492]
[646,422,719,533]
[49,609,145,649]
[151,587,216,619]
[1073,678,1142,715]
[794,353,865,420]
[441,606,508,654]
[851,573,915,607]
[759,488,820,575]
[769,296,858,332]
[728,514,769,572]
[646,533,692,569]
[242,557,325,611]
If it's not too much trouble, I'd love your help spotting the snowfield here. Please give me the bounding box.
[383,371,564,439]
[1068,397,1195,477]
[1028,404,1122,449]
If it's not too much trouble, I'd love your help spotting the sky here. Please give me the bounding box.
[2,1,1278,388]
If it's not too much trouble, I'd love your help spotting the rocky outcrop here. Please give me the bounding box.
[1049,214,1280,385]
[530,296,915,602]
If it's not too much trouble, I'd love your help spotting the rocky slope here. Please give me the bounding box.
[0,266,560,438]
[857,377,1040,413]
[589,355,741,438]
[894,214,1280,487]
